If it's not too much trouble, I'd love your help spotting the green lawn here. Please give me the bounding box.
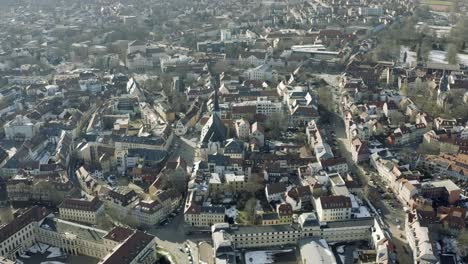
[236,211,253,225]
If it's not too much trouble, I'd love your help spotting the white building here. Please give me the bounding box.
[4,115,40,141]
[405,212,438,264]
[243,64,278,82]
[314,196,352,222]
[235,119,250,140]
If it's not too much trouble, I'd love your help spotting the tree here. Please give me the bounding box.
[457,229,468,257]
[400,82,409,96]
[417,142,440,155]
[266,112,287,138]
[318,86,334,112]
[388,111,406,125]
[212,60,230,74]
[446,44,459,64]
[420,38,432,62]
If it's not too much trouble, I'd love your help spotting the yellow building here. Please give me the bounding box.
[59,197,104,225]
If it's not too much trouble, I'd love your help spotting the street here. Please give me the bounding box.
[321,73,414,264]
[149,212,211,264]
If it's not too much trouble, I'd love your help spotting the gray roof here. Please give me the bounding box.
[201,206,225,214]
[224,139,245,154]
[201,114,227,143]
[127,148,167,162]
[208,154,230,166]
[111,135,165,146]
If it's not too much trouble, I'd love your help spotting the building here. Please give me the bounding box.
[0,206,48,260]
[0,206,158,263]
[231,98,282,117]
[405,211,438,264]
[59,197,105,225]
[351,138,369,163]
[200,114,228,155]
[6,173,74,206]
[243,64,278,82]
[132,189,182,227]
[4,115,41,141]
[184,204,225,227]
[419,180,461,205]
[99,230,158,264]
[234,119,250,140]
[419,154,468,182]
[265,183,287,202]
[299,239,337,264]
[212,212,374,250]
[314,196,352,222]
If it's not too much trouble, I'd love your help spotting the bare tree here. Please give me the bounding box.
[446,44,459,64]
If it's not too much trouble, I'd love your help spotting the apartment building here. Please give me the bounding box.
[6,173,74,205]
[314,196,352,222]
[231,97,282,117]
[104,187,139,219]
[132,200,164,227]
[185,204,226,227]
[59,197,104,225]
[132,189,181,227]
[419,154,468,182]
[419,180,461,205]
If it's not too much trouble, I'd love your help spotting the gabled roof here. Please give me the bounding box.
[266,182,287,196]
[201,114,227,143]
[224,139,245,154]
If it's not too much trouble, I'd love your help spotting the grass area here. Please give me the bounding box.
[236,211,253,225]
[420,0,453,6]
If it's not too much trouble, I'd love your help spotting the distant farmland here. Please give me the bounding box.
[420,0,454,11]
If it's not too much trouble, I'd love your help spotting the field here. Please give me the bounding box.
[420,0,453,6]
